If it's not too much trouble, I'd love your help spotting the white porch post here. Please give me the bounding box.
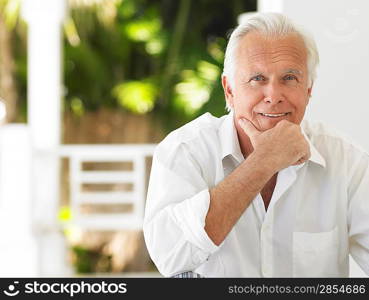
[0,125,37,276]
[21,0,71,276]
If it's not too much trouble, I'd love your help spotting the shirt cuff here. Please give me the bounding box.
[172,189,219,261]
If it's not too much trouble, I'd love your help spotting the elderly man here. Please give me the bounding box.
[143,12,369,277]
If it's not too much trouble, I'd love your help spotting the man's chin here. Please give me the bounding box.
[257,119,287,131]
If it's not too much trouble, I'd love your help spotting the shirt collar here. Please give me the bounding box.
[219,112,326,168]
[301,122,326,168]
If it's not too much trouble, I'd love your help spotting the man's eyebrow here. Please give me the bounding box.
[283,69,303,75]
[248,71,264,77]
[248,69,302,76]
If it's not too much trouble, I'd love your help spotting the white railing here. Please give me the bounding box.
[59,144,156,230]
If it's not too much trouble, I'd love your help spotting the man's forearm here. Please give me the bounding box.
[205,151,276,245]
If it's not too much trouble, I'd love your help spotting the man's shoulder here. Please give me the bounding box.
[302,119,344,140]
[159,112,226,148]
[302,119,369,156]
[153,112,226,165]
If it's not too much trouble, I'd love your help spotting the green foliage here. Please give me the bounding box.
[113,79,158,114]
[124,11,161,43]
[72,245,112,274]
[3,0,257,129]
[0,0,21,29]
[174,60,220,115]
[64,0,257,132]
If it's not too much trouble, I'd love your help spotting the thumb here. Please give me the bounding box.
[238,118,261,139]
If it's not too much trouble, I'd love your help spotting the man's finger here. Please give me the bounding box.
[292,151,310,166]
[292,157,307,166]
[238,118,261,138]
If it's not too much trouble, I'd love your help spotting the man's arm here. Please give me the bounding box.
[205,151,276,245]
[205,119,311,245]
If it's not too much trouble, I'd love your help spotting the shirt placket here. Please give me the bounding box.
[260,208,274,277]
[259,165,302,277]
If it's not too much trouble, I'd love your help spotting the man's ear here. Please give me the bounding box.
[307,81,314,104]
[222,75,234,109]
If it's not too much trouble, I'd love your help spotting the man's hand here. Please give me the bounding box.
[239,118,311,172]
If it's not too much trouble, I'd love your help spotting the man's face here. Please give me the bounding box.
[223,32,312,132]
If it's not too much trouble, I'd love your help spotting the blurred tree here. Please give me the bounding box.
[0,0,21,122]
[64,0,257,132]
[0,0,257,129]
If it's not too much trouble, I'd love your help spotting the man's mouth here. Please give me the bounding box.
[258,112,290,118]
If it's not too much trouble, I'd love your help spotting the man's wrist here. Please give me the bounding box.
[247,150,279,176]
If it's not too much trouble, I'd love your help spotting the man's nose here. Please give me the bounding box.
[263,82,284,104]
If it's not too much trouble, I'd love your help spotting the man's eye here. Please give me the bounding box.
[284,74,297,81]
[251,75,264,81]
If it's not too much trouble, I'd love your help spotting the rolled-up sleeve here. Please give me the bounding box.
[143,142,219,277]
[347,151,369,275]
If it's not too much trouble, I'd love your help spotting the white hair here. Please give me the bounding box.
[223,12,319,111]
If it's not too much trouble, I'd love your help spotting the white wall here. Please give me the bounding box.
[258,0,369,277]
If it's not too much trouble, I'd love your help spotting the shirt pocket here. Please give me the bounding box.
[292,226,339,277]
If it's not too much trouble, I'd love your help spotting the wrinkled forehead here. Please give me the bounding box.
[235,32,308,72]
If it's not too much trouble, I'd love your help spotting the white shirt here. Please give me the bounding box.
[143,112,369,277]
